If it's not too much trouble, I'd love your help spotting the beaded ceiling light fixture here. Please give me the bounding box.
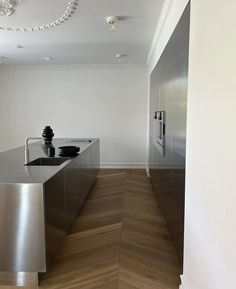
[0,0,22,16]
[0,0,79,31]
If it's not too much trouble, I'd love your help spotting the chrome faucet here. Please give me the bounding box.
[25,137,43,165]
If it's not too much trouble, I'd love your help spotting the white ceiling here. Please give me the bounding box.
[0,0,164,65]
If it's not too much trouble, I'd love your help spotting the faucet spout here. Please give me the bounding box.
[25,137,43,165]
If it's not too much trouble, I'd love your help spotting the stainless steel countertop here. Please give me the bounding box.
[0,138,97,184]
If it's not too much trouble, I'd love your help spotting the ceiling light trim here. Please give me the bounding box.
[0,0,79,32]
[106,16,118,31]
[0,0,25,16]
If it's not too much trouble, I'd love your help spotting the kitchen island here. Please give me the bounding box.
[0,138,100,287]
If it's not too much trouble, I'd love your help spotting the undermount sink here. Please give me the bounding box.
[26,157,69,166]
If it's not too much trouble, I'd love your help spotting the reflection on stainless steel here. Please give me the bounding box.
[149,4,190,269]
[0,272,39,287]
[0,183,45,272]
[0,138,100,287]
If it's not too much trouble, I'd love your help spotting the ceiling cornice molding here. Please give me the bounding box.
[146,0,175,66]
[0,64,146,71]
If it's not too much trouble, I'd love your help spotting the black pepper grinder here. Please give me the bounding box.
[42,126,54,144]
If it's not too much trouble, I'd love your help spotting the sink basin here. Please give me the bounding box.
[26,157,69,166]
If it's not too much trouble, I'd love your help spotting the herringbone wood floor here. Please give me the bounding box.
[1,170,181,289]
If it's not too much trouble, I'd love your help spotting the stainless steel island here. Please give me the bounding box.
[0,138,100,287]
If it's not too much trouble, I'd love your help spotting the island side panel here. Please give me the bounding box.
[0,183,46,273]
[44,139,100,269]
[65,138,100,223]
[44,169,68,269]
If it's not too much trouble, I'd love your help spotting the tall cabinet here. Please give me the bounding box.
[149,4,190,269]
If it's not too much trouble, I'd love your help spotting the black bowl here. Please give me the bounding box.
[58,146,80,156]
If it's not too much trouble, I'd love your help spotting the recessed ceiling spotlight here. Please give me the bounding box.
[42,56,53,62]
[106,16,119,31]
[115,54,123,63]
[13,44,25,49]
[0,56,7,64]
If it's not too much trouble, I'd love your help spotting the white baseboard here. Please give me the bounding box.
[180,275,188,289]
[100,163,146,169]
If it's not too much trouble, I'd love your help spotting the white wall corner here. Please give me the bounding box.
[179,275,189,289]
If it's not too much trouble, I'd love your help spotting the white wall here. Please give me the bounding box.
[0,65,147,168]
[183,0,236,289]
